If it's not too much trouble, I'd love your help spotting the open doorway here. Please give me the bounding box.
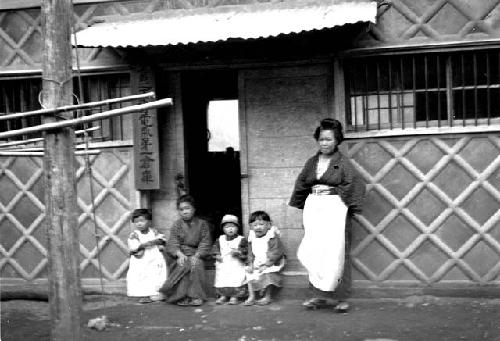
[181,70,241,238]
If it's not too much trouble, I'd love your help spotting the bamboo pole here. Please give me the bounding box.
[0,98,172,140]
[0,150,101,156]
[0,148,44,152]
[41,0,81,339]
[0,126,100,148]
[0,145,99,152]
[0,91,155,121]
[1,144,102,152]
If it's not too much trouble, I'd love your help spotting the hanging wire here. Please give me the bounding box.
[72,7,107,302]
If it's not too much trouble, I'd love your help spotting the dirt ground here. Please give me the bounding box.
[1,295,500,341]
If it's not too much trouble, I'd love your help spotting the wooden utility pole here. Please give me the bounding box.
[41,0,82,339]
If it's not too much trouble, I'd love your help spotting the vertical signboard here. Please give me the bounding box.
[132,67,160,190]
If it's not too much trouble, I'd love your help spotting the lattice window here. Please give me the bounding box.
[0,72,131,141]
[345,48,500,131]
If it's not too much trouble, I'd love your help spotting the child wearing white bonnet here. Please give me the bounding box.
[212,214,249,305]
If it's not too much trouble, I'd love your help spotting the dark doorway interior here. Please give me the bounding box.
[181,70,241,238]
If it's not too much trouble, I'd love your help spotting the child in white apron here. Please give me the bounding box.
[213,214,248,305]
[244,211,286,306]
[126,209,167,303]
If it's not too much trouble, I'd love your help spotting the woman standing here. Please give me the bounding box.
[289,118,365,312]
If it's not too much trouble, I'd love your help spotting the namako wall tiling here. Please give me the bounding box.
[348,134,500,286]
[0,149,135,285]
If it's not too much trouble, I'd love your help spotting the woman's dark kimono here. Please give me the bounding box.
[289,150,365,300]
[160,217,212,303]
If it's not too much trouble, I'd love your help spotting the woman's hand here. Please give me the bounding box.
[176,252,188,267]
[190,255,200,270]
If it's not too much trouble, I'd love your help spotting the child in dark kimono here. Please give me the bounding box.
[160,195,211,306]
[244,211,286,306]
[213,214,248,305]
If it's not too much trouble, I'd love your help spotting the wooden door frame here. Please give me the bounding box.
[237,72,250,235]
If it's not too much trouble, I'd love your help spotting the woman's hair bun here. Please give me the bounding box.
[320,118,342,130]
[321,118,336,124]
[313,118,344,143]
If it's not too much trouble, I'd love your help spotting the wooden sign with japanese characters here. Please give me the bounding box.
[132,68,160,190]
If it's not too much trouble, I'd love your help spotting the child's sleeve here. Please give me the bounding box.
[234,237,248,262]
[247,240,254,266]
[127,231,141,252]
[152,228,166,245]
[265,236,285,266]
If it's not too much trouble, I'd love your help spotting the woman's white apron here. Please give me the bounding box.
[297,194,348,291]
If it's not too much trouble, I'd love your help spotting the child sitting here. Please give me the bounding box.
[126,209,167,303]
[213,214,248,305]
[244,211,286,306]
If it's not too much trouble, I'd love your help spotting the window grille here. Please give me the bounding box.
[0,72,131,142]
[0,78,42,139]
[75,73,132,142]
[344,49,500,131]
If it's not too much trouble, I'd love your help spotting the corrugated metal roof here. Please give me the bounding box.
[74,0,377,47]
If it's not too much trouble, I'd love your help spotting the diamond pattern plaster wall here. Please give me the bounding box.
[3,0,500,71]
[361,0,500,47]
[0,148,135,285]
[349,135,500,286]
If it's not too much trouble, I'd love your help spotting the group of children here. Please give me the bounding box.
[126,194,286,306]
